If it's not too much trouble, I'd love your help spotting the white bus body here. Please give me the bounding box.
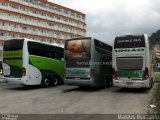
[3,38,64,87]
[112,34,155,89]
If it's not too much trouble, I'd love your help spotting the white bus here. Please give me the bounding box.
[3,38,64,87]
[112,34,156,89]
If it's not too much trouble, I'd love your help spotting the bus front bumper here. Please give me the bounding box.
[113,79,150,88]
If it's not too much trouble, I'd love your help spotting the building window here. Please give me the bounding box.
[14,25,18,28]
[22,26,28,30]
[70,12,75,17]
[0,33,4,36]
[63,10,68,14]
[1,2,8,6]
[2,23,5,26]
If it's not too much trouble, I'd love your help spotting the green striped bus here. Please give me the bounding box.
[3,38,64,87]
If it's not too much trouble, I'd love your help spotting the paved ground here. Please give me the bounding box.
[0,83,154,114]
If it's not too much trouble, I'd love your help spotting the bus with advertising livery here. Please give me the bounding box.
[64,37,112,88]
[112,34,156,89]
[3,38,64,87]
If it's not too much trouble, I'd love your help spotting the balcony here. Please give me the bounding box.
[9,0,85,23]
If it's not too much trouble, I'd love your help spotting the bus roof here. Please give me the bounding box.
[66,37,92,41]
[66,37,112,46]
[5,38,64,48]
[115,34,147,39]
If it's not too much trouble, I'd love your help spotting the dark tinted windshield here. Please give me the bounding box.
[4,39,24,51]
[114,35,145,49]
[65,39,91,68]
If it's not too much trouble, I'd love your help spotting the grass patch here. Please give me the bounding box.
[154,73,160,114]
[156,73,160,81]
[154,82,160,114]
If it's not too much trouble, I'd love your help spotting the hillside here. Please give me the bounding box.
[150,30,160,46]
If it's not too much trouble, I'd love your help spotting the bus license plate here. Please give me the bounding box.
[126,82,133,85]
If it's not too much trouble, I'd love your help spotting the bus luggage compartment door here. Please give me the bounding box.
[65,68,90,79]
[29,65,42,85]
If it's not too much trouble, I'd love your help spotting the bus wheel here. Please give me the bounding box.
[42,77,51,87]
[104,76,112,87]
[53,76,59,86]
[104,78,108,87]
[146,79,153,90]
[149,79,153,89]
[110,76,113,86]
[104,76,110,87]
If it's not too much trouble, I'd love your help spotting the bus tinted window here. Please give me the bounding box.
[65,39,91,67]
[28,41,63,59]
[94,39,112,52]
[94,40,112,61]
[114,36,145,49]
[116,57,143,70]
[4,39,24,51]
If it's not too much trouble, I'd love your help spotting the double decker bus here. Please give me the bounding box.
[3,38,64,87]
[112,34,156,89]
[64,37,112,88]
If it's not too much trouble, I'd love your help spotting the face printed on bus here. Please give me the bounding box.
[66,41,82,53]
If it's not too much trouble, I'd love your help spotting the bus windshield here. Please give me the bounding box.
[114,36,145,49]
[3,39,24,78]
[4,39,24,51]
[65,39,91,68]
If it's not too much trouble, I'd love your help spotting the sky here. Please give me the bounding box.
[50,0,160,45]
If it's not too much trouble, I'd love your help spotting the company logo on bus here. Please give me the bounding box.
[115,48,144,52]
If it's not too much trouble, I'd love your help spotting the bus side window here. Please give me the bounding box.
[28,41,64,60]
[55,52,63,60]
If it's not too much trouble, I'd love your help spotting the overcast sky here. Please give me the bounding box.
[50,0,160,45]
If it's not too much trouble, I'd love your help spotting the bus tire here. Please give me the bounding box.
[150,79,153,88]
[52,75,59,86]
[104,78,108,87]
[146,79,153,90]
[110,75,113,86]
[104,75,110,87]
[41,76,51,88]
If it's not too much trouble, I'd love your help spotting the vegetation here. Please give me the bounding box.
[154,73,160,114]
[154,83,160,113]
[149,30,160,114]
[156,73,160,81]
[149,30,160,46]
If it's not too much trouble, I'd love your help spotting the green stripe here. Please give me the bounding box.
[8,65,22,77]
[29,55,64,80]
[3,50,23,78]
[116,70,144,78]
[3,50,22,59]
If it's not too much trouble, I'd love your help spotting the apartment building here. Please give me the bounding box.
[0,0,86,46]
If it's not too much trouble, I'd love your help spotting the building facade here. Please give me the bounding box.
[0,0,86,46]
[155,44,160,58]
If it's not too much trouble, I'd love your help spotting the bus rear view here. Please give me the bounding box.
[112,34,155,89]
[64,38,92,86]
[64,37,112,87]
[3,39,26,85]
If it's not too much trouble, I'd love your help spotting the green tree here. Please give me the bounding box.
[149,30,160,46]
